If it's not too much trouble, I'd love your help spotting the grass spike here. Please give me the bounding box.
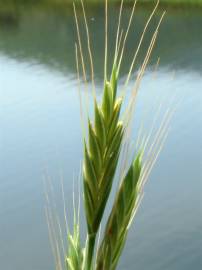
[59,2,170,270]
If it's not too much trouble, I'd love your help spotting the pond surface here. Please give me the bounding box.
[0,4,201,270]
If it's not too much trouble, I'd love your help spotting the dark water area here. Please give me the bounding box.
[0,3,201,270]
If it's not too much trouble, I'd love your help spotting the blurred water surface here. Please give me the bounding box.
[0,3,201,270]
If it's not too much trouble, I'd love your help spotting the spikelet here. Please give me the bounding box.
[96,154,142,270]
[66,211,83,270]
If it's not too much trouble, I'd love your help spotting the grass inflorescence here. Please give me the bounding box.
[45,0,174,270]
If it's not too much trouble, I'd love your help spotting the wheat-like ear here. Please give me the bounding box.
[82,1,166,269]
[66,0,168,269]
[83,63,124,269]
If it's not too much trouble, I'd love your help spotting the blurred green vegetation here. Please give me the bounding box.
[0,0,202,8]
[0,0,202,27]
[0,1,201,78]
[0,0,201,79]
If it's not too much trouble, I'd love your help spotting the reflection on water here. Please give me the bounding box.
[0,3,201,270]
[0,5,202,76]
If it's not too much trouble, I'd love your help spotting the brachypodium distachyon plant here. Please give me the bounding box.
[45,1,174,270]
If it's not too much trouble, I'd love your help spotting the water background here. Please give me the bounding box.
[0,3,201,270]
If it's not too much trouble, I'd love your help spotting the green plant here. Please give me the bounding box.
[46,1,172,270]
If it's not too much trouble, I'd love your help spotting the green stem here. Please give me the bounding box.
[85,233,96,270]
